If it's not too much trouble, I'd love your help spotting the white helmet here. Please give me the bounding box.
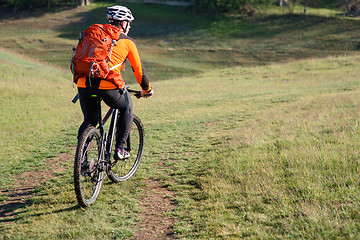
[106,5,134,22]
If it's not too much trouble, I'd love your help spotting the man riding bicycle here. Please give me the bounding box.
[76,5,153,160]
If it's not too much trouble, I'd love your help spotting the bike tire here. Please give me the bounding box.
[74,126,104,207]
[107,114,144,182]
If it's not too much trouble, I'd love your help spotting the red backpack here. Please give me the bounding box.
[70,24,121,83]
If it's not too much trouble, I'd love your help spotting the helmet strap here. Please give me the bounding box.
[109,20,130,33]
[121,21,129,32]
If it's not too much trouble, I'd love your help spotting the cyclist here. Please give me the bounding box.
[76,5,153,160]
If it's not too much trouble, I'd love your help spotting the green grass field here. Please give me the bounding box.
[1,2,360,239]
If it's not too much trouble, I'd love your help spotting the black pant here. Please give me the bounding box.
[77,87,133,149]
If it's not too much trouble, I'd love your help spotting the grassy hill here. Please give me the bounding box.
[1,2,360,239]
[1,2,359,79]
[0,49,79,186]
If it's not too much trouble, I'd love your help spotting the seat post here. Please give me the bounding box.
[90,95,103,134]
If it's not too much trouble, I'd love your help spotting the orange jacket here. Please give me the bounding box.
[77,33,151,91]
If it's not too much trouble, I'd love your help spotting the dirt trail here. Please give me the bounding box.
[0,152,70,219]
[132,179,175,239]
[0,153,176,239]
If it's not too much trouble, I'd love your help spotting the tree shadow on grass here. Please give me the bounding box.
[0,151,78,224]
[0,188,33,221]
[57,3,194,40]
[0,187,80,224]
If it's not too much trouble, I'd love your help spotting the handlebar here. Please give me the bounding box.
[72,93,80,103]
[126,87,142,99]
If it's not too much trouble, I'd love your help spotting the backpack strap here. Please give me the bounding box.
[109,61,124,71]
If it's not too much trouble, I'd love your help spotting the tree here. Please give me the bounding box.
[337,0,360,16]
[79,0,93,6]
[195,0,269,16]
[0,0,92,11]
[277,0,323,15]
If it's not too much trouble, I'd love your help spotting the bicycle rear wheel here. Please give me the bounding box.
[107,114,144,183]
[74,126,104,207]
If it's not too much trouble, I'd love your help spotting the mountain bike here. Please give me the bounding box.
[73,87,144,207]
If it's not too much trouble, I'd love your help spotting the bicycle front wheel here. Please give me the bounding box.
[74,126,104,207]
[107,114,144,182]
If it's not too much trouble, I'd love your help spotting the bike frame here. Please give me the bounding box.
[73,86,141,171]
[94,96,133,171]
[93,97,118,169]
